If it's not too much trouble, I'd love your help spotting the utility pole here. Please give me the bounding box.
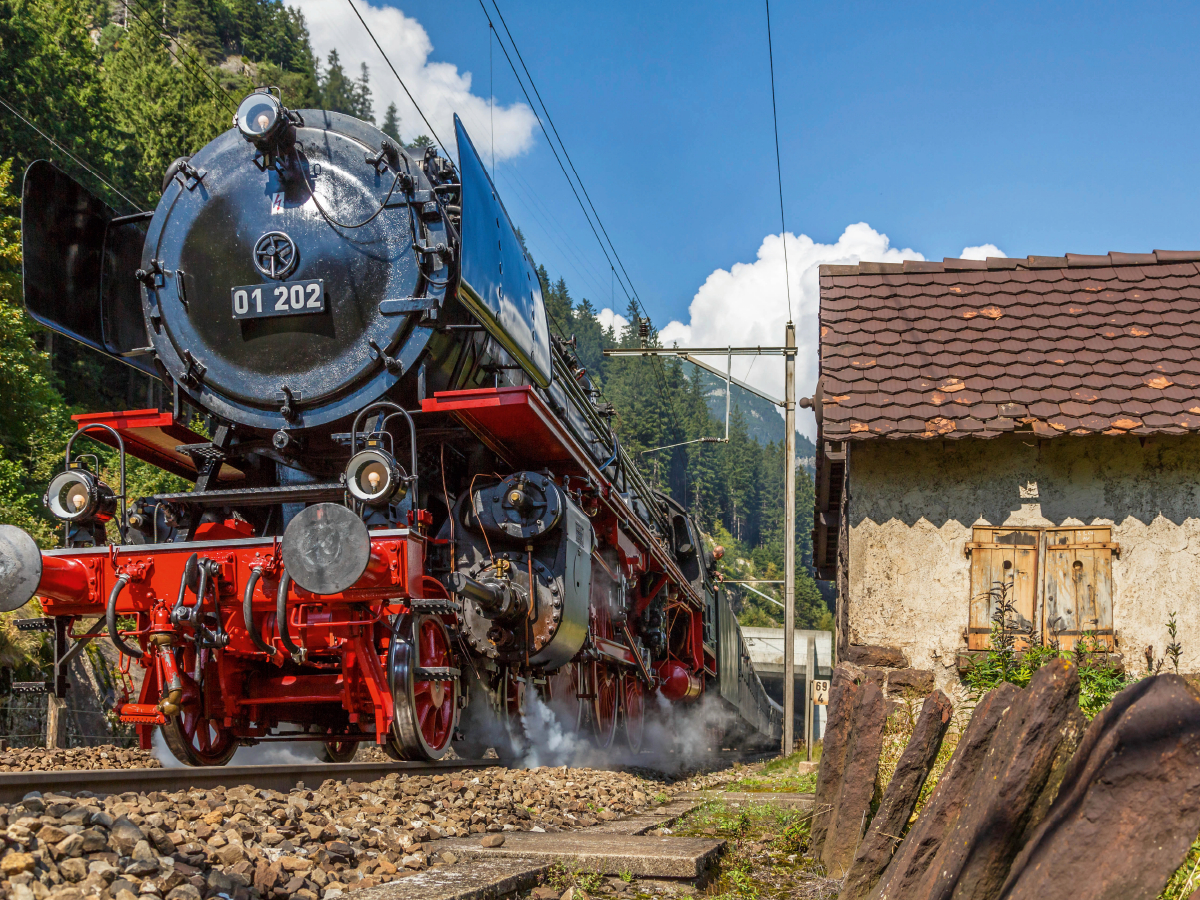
[783,321,796,756]
[604,326,802,754]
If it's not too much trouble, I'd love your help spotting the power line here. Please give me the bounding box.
[487,0,652,328]
[124,0,235,112]
[343,0,450,158]
[0,96,141,211]
[764,0,794,324]
[477,0,684,437]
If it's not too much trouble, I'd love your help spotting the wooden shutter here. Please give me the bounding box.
[967,527,1040,650]
[1044,527,1115,650]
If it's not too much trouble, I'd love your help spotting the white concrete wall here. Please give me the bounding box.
[742,628,834,673]
[846,433,1200,691]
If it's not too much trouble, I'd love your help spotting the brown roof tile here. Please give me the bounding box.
[818,250,1200,443]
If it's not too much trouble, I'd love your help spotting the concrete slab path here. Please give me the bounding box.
[435,831,725,879]
[348,856,549,900]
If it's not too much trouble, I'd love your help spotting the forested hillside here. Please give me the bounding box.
[0,0,832,630]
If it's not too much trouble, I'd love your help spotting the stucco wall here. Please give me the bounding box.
[845,433,1200,691]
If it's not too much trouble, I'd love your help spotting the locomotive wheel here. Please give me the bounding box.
[318,740,359,763]
[495,667,528,761]
[591,663,619,749]
[546,662,585,731]
[387,613,460,760]
[160,647,238,767]
[620,673,646,753]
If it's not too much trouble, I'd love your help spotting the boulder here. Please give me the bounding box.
[870,683,1019,900]
[845,645,909,668]
[887,669,936,696]
[907,658,1086,900]
[821,678,891,877]
[999,675,1200,900]
[840,690,953,900]
[810,662,866,857]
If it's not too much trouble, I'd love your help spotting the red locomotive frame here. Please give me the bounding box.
[29,386,714,763]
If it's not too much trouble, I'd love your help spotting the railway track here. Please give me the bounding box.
[0,748,776,805]
[0,757,499,804]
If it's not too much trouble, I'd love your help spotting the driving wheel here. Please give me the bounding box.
[387,613,460,760]
[621,672,645,753]
[318,740,359,763]
[591,662,619,749]
[546,662,586,731]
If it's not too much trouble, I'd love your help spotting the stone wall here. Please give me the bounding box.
[844,432,1200,690]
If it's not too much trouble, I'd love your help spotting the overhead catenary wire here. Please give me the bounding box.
[0,95,141,211]
[764,0,794,324]
[487,0,651,325]
[343,0,450,158]
[476,0,684,438]
[124,0,236,113]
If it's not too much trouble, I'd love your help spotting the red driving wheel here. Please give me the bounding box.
[621,673,645,753]
[546,662,584,731]
[388,613,460,759]
[413,616,455,749]
[592,662,619,748]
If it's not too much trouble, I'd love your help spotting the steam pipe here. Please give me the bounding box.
[446,571,501,608]
[446,571,522,618]
[106,574,142,659]
[275,571,305,662]
[243,567,276,657]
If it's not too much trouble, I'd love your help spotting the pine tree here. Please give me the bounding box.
[354,62,374,123]
[103,15,227,204]
[0,159,73,547]
[381,102,401,143]
[319,49,357,115]
[0,0,133,203]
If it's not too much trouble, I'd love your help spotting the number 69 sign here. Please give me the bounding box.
[813,679,831,705]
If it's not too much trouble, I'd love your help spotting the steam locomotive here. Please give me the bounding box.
[0,90,780,764]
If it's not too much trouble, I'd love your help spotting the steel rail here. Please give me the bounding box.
[0,758,501,804]
[0,748,777,803]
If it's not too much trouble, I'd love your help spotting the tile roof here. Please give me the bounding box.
[817,251,1200,441]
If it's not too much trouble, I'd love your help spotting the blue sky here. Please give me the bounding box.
[296,0,1200,420]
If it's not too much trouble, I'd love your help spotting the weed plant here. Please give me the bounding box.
[673,800,838,900]
[960,577,1146,719]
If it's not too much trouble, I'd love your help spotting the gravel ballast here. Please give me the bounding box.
[0,762,748,900]
[0,748,162,773]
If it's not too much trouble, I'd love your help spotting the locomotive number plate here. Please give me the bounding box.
[231,279,325,320]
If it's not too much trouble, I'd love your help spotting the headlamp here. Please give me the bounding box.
[235,90,288,148]
[45,468,117,523]
[345,449,408,507]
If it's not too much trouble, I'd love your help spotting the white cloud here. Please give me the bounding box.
[289,0,537,160]
[597,307,630,335]
[959,243,1006,260]
[655,223,923,438]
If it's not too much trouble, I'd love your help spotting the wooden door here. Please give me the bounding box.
[968,527,1040,650]
[1044,527,1114,650]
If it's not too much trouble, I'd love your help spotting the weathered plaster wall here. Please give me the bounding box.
[846,433,1200,691]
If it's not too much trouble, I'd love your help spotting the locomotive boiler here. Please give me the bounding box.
[0,89,780,764]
